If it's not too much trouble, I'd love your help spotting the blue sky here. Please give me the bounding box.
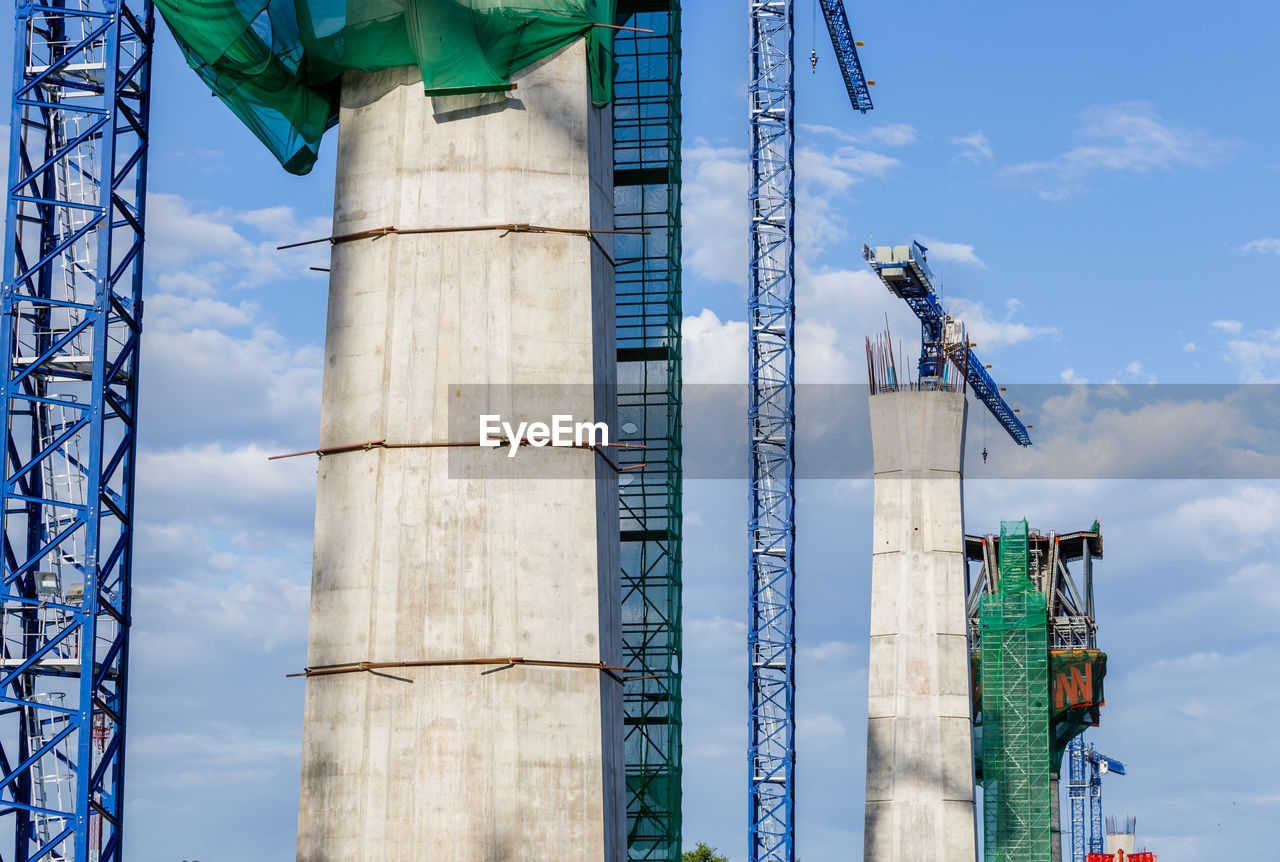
[6,1,1280,859]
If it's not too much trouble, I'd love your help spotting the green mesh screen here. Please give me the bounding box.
[981,519,1051,862]
[972,649,1106,776]
[155,0,618,173]
[614,2,681,858]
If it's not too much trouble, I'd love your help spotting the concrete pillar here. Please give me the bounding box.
[1051,774,1063,862]
[865,390,977,861]
[1106,832,1136,857]
[295,42,623,861]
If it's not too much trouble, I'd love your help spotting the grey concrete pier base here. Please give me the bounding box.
[864,390,977,861]
[295,42,623,861]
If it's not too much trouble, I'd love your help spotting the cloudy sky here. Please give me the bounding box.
[6,0,1280,859]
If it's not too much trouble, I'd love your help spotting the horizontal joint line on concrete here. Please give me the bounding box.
[275,222,648,268]
[288,657,652,685]
[268,438,647,474]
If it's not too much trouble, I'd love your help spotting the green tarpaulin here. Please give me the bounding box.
[155,0,617,174]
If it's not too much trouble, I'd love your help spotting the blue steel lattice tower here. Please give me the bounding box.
[746,3,798,859]
[0,0,152,858]
[747,3,870,861]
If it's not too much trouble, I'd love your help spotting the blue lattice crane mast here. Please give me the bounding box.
[863,240,1033,446]
[747,3,871,862]
[0,0,153,859]
[1068,742,1125,861]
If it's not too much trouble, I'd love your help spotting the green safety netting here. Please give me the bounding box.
[155,0,617,174]
[980,520,1050,862]
[973,649,1107,774]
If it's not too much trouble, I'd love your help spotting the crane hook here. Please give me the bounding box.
[810,49,818,72]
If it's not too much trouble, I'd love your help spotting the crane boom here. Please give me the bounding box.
[864,241,1032,446]
[817,0,874,112]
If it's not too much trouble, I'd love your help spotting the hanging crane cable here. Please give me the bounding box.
[810,1,819,71]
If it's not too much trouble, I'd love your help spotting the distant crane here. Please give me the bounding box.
[1069,739,1126,861]
[864,240,1032,446]
[747,3,871,861]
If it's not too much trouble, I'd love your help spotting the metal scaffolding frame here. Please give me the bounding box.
[614,2,683,859]
[967,524,1105,862]
[978,520,1051,862]
[0,0,152,858]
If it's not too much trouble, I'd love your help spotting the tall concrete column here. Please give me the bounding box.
[296,41,623,861]
[865,390,977,861]
[1051,775,1063,862]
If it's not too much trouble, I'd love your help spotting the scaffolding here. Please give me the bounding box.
[613,3,683,860]
[980,520,1051,862]
[967,524,1107,862]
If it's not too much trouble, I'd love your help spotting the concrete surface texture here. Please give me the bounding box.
[295,41,624,861]
[864,390,977,861]
[1051,776,1062,862]
[1106,833,1137,856]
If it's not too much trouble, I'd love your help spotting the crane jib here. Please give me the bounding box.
[865,243,1033,447]
[818,0,874,113]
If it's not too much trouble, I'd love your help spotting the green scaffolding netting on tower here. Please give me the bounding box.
[981,519,1051,862]
[614,2,682,858]
[154,0,619,173]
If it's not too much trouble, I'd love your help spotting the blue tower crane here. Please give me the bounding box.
[1068,740,1126,861]
[864,240,1032,446]
[0,0,153,859]
[747,3,871,861]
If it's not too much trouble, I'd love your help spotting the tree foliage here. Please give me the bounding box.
[683,842,729,862]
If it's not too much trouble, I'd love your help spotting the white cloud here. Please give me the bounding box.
[147,293,257,330]
[951,131,993,163]
[822,145,900,184]
[147,193,330,287]
[1119,359,1156,383]
[1183,341,1198,352]
[802,640,859,661]
[1061,368,1087,384]
[796,319,859,383]
[1004,102,1229,198]
[683,308,746,384]
[1212,323,1280,382]
[137,442,317,538]
[797,712,846,741]
[236,204,330,243]
[865,123,918,147]
[947,296,1056,351]
[801,122,918,148]
[134,565,311,663]
[683,133,903,285]
[916,237,986,268]
[996,386,1280,479]
[682,145,747,285]
[1243,238,1280,254]
[142,323,322,447]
